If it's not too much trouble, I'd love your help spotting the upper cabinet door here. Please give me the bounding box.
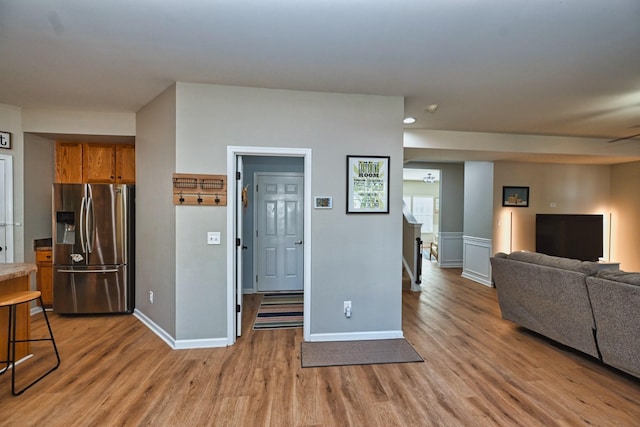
[83,143,116,183]
[115,144,135,183]
[55,142,135,184]
[55,142,83,183]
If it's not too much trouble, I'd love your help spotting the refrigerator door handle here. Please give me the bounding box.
[79,196,87,253]
[87,196,94,253]
[57,268,120,273]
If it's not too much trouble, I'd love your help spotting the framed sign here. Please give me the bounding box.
[502,186,529,207]
[0,131,11,149]
[346,155,390,214]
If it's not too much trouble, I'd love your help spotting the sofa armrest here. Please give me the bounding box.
[586,276,640,377]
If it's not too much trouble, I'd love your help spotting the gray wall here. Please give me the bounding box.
[23,133,55,263]
[136,84,177,337]
[464,161,494,239]
[137,83,404,341]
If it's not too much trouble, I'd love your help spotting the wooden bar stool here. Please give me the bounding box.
[0,290,60,395]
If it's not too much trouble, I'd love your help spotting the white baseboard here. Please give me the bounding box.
[134,309,176,349]
[461,271,494,287]
[173,337,228,349]
[308,330,404,342]
[134,309,228,350]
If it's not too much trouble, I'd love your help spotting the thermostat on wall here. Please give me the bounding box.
[314,196,332,209]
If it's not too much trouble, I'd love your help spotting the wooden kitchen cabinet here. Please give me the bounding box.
[115,144,136,183]
[35,249,53,307]
[55,142,135,184]
[55,142,84,183]
[83,143,116,183]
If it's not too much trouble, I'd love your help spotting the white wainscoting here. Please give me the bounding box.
[461,235,493,287]
[438,232,463,268]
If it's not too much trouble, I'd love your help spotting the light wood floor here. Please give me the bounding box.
[2,262,640,426]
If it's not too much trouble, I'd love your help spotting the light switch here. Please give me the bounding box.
[207,231,221,245]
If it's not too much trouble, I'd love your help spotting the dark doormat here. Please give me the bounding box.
[301,338,423,368]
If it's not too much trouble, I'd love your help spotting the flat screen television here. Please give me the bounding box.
[535,214,603,261]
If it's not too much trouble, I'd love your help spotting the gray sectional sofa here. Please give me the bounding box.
[490,251,640,378]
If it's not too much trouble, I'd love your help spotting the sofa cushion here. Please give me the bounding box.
[595,269,640,286]
[505,251,599,275]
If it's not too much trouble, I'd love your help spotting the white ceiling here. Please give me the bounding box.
[1,1,640,149]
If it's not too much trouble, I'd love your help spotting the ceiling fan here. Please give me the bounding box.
[608,125,640,143]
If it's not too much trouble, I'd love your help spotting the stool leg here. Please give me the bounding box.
[10,303,17,394]
[11,298,61,396]
[39,296,61,367]
[0,305,12,375]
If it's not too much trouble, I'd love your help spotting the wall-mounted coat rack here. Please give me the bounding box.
[172,173,227,206]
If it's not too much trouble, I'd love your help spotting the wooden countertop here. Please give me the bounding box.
[0,263,37,282]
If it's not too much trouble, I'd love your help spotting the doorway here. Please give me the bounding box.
[402,168,441,259]
[227,146,312,346]
[0,154,14,263]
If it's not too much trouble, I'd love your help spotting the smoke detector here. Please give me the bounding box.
[425,104,439,113]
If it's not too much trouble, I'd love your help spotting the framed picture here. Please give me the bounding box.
[502,186,529,207]
[346,155,390,214]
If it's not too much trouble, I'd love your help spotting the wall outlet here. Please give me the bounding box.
[344,300,352,318]
[149,291,154,304]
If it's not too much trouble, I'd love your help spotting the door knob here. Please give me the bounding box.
[294,240,303,245]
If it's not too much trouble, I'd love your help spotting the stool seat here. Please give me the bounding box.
[0,290,59,395]
[0,291,42,307]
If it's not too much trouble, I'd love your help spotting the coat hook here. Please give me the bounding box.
[179,191,185,204]
[197,193,203,204]
[215,194,221,204]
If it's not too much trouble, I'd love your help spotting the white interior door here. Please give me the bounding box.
[0,155,13,263]
[235,156,244,336]
[256,173,304,292]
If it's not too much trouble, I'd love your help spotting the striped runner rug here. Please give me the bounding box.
[253,292,303,330]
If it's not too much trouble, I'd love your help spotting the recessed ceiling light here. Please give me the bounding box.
[403,117,416,124]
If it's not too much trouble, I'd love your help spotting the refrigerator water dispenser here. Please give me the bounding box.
[56,211,76,244]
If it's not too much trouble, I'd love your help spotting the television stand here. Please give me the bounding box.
[597,262,620,271]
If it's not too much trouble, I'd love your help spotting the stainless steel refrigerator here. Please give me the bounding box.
[52,183,135,314]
